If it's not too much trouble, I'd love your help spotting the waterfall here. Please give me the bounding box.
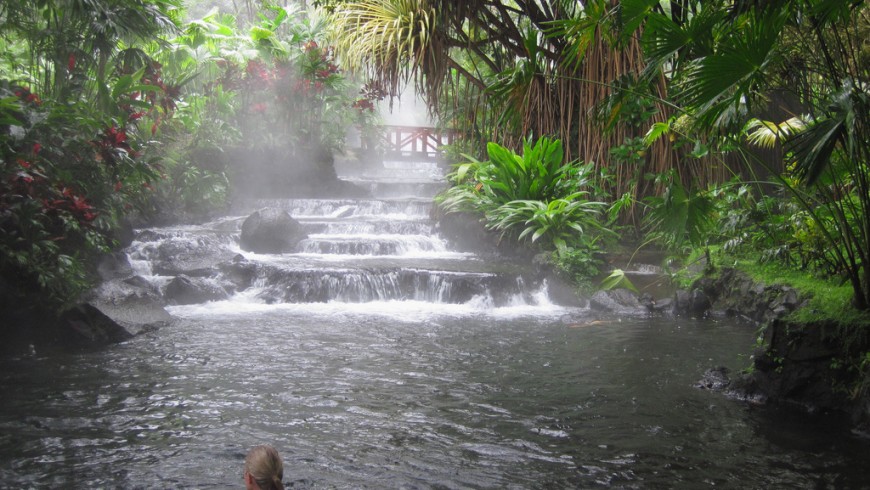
[125,157,573,317]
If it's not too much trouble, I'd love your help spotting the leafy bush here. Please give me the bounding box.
[642,176,717,253]
[438,136,613,256]
[550,245,603,293]
[441,137,582,211]
[0,79,171,306]
[485,194,610,255]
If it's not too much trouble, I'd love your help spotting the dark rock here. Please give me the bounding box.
[86,296,172,336]
[645,296,673,314]
[87,276,172,336]
[146,236,235,276]
[239,208,307,254]
[673,268,808,323]
[690,288,712,314]
[96,252,134,281]
[589,289,647,315]
[434,210,532,258]
[681,269,870,427]
[164,274,229,305]
[695,366,731,391]
[111,217,136,249]
[123,275,159,291]
[673,288,711,316]
[674,289,691,313]
[59,303,134,345]
[135,229,165,243]
[731,319,849,415]
[218,255,261,292]
[545,275,587,307]
[435,211,499,254]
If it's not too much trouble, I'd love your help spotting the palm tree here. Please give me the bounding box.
[328,0,682,221]
[636,0,870,310]
[0,0,181,103]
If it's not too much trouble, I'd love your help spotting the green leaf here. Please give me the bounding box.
[600,269,639,293]
[250,25,275,41]
[618,0,658,43]
[643,121,671,146]
[112,66,145,99]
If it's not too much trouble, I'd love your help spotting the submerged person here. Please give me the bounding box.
[243,444,284,490]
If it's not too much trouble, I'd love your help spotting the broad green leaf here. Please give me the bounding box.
[600,269,639,293]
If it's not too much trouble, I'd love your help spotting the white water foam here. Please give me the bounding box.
[167,295,578,322]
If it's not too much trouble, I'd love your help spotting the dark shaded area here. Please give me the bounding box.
[676,268,870,431]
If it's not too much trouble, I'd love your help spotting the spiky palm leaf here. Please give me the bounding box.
[329,0,448,104]
[676,7,788,127]
[787,85,868,186]
[744,117,809,149]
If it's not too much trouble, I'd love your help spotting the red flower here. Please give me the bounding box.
[15,171,34,184]
[105,127,127,146]
[70,195,85,209]
[93,126,134,165]
[14,87,41,105]
[68,54,76,72]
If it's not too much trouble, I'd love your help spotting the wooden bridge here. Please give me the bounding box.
[358,125,458,161]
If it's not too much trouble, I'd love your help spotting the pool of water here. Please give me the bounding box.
[2,307,868,488]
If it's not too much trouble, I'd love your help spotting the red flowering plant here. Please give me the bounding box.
[352,80,386,153]
[0,83,109,303]
[0,66,179,305]
[232,11,357,152]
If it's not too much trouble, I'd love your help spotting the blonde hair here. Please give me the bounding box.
[244,444,284,490]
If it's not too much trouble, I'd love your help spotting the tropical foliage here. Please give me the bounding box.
[632,0,870,311]
[325,0,697,222]
[437,137,613,255]
[0,1,374,308]
[0,0,182,305]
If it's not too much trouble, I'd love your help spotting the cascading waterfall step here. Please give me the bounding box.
[125,158,565,312]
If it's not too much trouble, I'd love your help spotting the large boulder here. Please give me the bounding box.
[87,276,173,336]
[589,289,649,316]
[240,208,307,254]
[59,303,135,346]
[682,268,806,322]
[218,254,261,292]
[730,319,847,414]
[163,274,229,305]
[133,231,236,276]
[96,251,134,281]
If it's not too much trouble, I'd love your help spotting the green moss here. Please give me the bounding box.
[729,257,869,327]
[665,246,870,328]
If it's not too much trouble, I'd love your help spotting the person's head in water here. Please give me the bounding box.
[244,444,284,490]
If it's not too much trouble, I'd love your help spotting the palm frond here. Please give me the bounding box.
[744,116,809,149]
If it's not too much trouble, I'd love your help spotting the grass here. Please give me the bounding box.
[670,246,870,328]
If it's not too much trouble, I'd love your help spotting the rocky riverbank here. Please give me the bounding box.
[679,268,870,433]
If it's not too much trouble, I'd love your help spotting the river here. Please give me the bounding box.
[0,157,868,488]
